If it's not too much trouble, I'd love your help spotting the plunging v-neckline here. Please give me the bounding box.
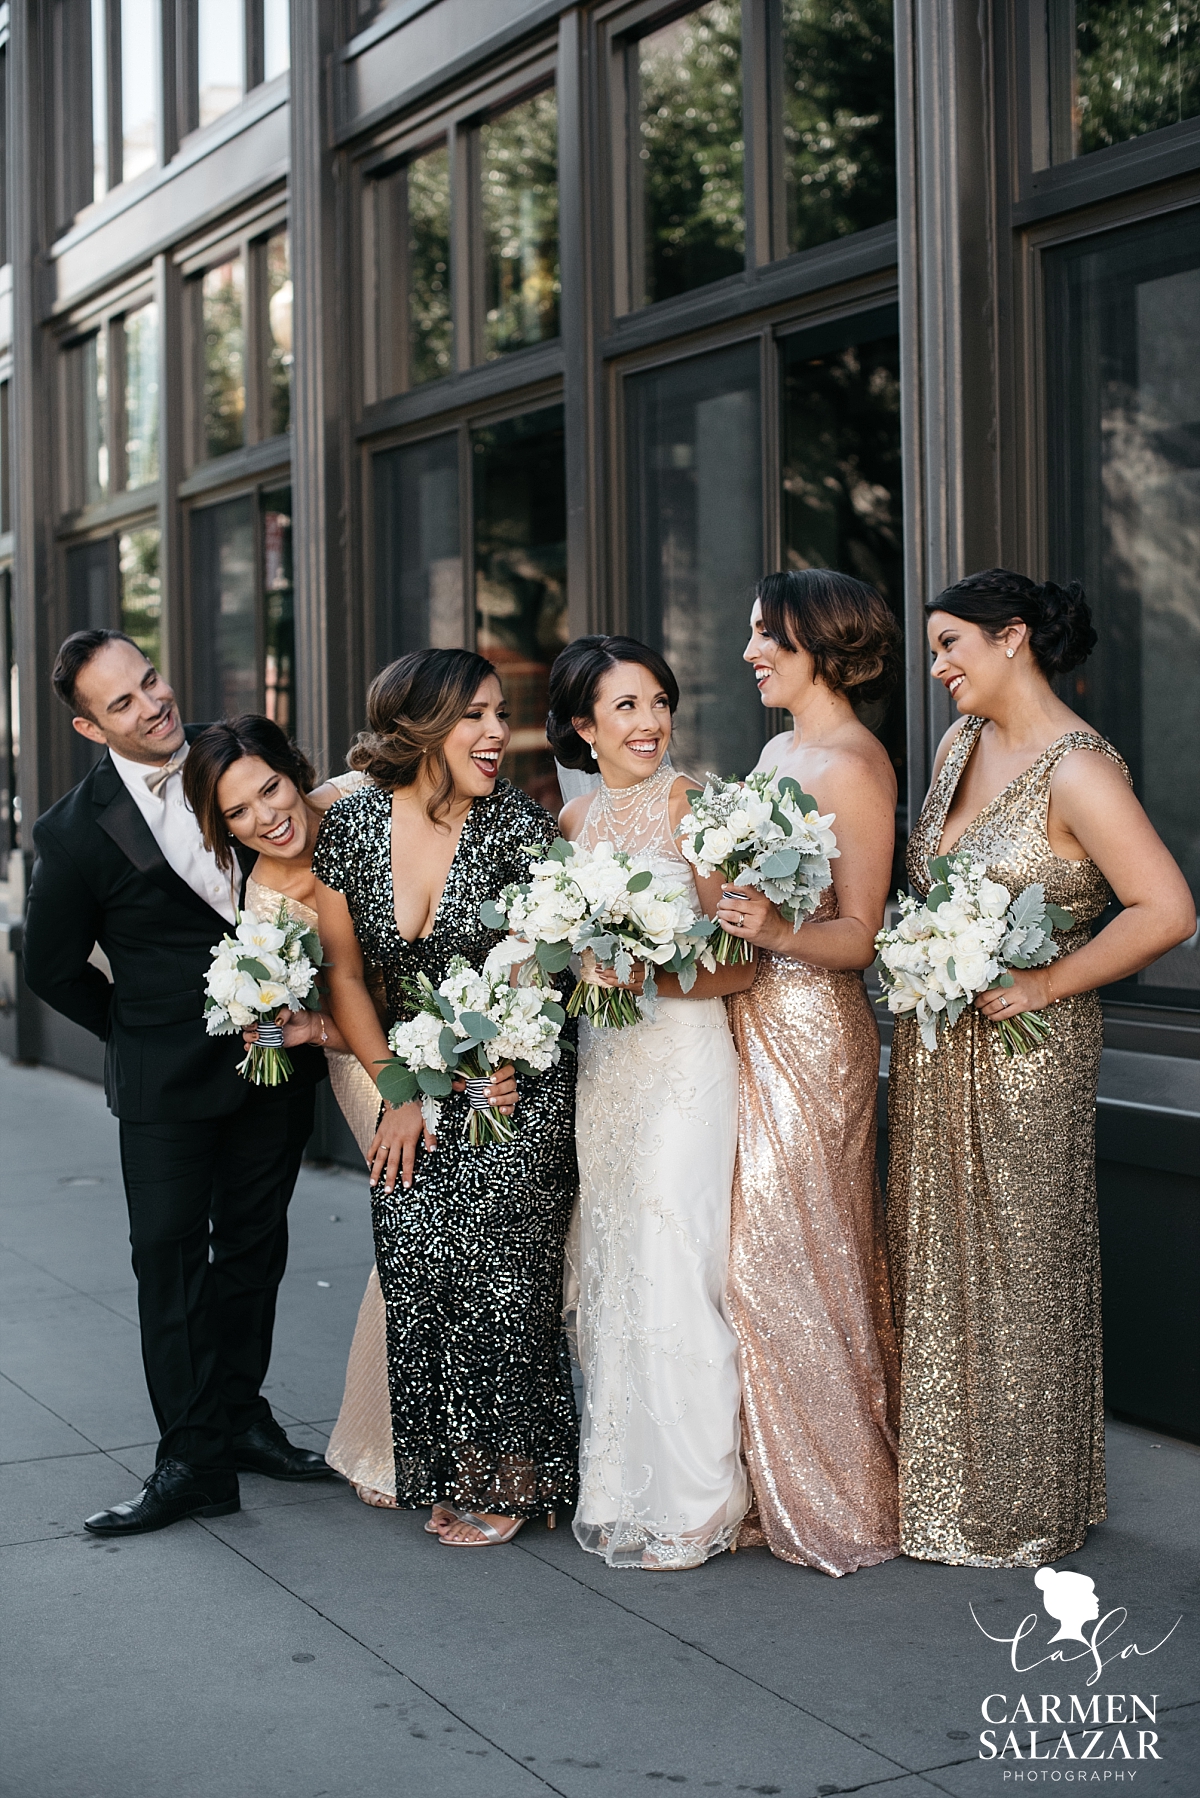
[935,724,1094,859]
[387,792,471,945]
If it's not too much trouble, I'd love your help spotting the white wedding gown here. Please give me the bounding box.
[570,764,749,1569]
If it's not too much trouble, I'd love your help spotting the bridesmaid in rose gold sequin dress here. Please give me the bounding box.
[715,571,902,1576]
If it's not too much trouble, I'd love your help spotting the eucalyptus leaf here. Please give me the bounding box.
[460,1011,499,1040]
[438,1026,459,1065]
[237,957,273,981]
[541,1000,566,1025]
[760,847,801,878]
[926,883,951,911]
[417,1067,454,1097]
[1045,903,1075,929]
[435,994,457,1024]
[479,900,507,930]
[535,940,574,973]
[376,1062,418,1108]
[626,870,653,893]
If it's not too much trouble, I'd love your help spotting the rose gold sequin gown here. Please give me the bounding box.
[887,721,1127,1567]
[726,887,901,1575]
[244,772,397,1502]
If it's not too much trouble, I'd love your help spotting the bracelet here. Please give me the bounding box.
[317,1015,328,1045]
[1044,969,1056,1005]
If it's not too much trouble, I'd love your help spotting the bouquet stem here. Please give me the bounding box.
[709,925,754,966]
[236,1043,295,1085]
[461,1068,517,1147]
[566,976,645,1028]
[992,1010,1053,1056]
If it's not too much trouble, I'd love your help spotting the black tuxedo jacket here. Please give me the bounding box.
[23,736,326,1123]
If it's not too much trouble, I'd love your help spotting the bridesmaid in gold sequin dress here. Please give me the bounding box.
[715,571,903,1576]
[887,570,1194,1568]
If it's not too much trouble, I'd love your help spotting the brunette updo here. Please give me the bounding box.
[547,636,680,772]
[928,569,1097,677]
[183,715,318,874]
[348,648,499,820]
[757,569,900,707]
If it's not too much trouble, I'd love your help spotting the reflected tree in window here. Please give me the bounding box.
[480,90,560,358]
[409,145,453,383]
[201,258,245,459]
[636,2,744,306]
[118,525,162,668]
[472,406,567,808]
[781,0,896,251]
[123,302,159,488]
[266,231,292,437]
[1072,1,1200,152]
[262,486,294,732]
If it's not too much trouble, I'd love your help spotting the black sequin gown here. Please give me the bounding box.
[312,779,579,1518]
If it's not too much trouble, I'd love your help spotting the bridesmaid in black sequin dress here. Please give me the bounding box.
[313,650,578,1547]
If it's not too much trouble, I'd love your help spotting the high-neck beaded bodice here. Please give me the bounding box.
[577,763,697,901]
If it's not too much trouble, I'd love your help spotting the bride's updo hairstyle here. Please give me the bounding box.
[547,635,680,772]
[928,568,1097,678]
[757,569,900,707]
[348,647,499,821]
[184,715,317,873]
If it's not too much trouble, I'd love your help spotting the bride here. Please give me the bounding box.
[548,636,755,1569]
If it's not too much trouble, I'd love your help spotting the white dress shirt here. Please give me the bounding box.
[109,744,238,925]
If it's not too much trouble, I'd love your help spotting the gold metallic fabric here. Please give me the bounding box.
[727,890,900,1576]
[887,722,1127,1567]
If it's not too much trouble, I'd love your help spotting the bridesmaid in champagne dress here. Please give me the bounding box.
[887,570,1194,1566]
[715,571,902,1575]
[182,717,395,1504]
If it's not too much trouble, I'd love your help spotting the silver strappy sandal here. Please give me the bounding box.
[438,1512,526,1547]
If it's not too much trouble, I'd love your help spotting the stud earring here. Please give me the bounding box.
[589,744,598,761]
[1006,648,1015,658]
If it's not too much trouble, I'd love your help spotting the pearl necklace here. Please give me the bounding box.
[589,760,676,852]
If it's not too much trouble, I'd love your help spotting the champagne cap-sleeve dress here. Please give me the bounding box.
[886,719,1128,1567]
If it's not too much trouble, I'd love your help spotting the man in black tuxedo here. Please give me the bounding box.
[23,630,331,1534]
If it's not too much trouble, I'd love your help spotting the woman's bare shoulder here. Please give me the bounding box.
[930,716,971,783]
[558,793,591,839]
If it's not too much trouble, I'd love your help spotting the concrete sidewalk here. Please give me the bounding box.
[1,1060,1196,1798]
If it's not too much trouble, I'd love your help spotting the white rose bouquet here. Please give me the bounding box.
[203,901,323,1085]
[873,850,1075,1055]
[480,838,717,1028]
[677,770,839,963]
[375,952,568,1147]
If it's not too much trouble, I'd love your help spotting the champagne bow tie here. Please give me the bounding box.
[144,748,187,799]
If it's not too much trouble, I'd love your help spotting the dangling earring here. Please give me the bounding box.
[589,744,598,761]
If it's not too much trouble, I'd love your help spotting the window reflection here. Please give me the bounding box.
[263,0,290,81]
[480,90,560,358]
[1053,1,1200,157]
[1047,207,1200,996]
[781,0,896,252]
[118,525,161,668]
[266,231,292,437]
[472,407,567,808]
[199,0,245,129]
[409,146,452,383]
[83,331,109,505]
[262,486,294,731]
[191,493,257,719]
[92,0,109,202]
[120,0,158,180]
[374,433,462,665]
[201,258,245,459]
[780,313,905,865]
[626,343,763,779]
[123,302,159,489]
[635,3,744,307]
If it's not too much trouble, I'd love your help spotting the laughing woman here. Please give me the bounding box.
[312,649,579,1547]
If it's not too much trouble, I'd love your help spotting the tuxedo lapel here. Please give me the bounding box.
[92,754,232,930]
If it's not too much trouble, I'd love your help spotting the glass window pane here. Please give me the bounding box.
[480,89,560,358]
[120,0,158,181]
[266,231,292,437]
[191,494,257,719]
[92,0,108,202]
[1047,207,1200,999]
[263,0,290,81]
[1056,1,1200,157]
[472,406,567,808]
[66,539,116,783]
[198,0,245,128]
[409,146,452,383]
[373,433,462,666]
[123,301,159,489]
[261,486,293,732]
[636,3,744,308]
[81,330,109,505]
[781,0,896,253]
[626,343,763,778]
[780,312,906,870]
[201,257,245,460]
[118,524,161,668]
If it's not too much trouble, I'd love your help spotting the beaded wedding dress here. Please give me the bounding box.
[570,763,749,1569]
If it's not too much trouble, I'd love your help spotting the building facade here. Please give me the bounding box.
[0,1,1196,1432]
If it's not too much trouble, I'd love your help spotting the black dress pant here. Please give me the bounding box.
[118,1082,316,1470]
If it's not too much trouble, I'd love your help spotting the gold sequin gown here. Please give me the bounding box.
[726,888,901,1575]
[886,721,1127,1568]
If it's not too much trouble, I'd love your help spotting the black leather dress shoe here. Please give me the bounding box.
[83,1458,240,1536]
[229,1417,332,1482]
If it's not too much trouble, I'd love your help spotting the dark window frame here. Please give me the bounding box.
[178,0,290,141]
[57,276,159,518]
[183,469,293,722]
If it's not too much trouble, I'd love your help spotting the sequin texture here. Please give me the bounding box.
[312,779,579,1517]
[886,722,1126,1567]
[727,886,900,1575]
